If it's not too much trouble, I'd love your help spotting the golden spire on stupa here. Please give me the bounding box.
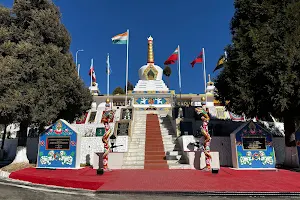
[147,36,154,63]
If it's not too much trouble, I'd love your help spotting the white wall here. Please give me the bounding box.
[178,136,285,167]
[0,136,129,165]
[0,136,285,167]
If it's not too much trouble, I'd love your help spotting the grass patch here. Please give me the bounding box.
[1,162,36,173]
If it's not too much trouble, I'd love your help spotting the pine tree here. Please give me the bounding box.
[113,87,125,95]
[215,0,300,148]
[0,0,92,163]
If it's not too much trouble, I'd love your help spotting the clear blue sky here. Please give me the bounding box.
[2,0,234,94]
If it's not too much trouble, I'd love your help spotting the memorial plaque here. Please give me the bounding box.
[121,108,132,120]
[242,137,266,150]
[46,137,70,150]
[96,127,105,137]
[116,122,130,136]
[88,112,96,122]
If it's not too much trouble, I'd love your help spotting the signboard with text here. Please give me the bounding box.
[231,121,275,169]
[37,119,80,169]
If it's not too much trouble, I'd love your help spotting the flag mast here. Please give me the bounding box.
[202,48,207,104]
[107,53,110,97]
[125,29,129,106]
[90,59,93,89]
[178,45,182,102]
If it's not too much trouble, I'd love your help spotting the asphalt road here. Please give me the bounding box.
[0,182,299,200]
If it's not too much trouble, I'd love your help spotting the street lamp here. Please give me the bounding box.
[75,49,84,75]
[110,134,117,152]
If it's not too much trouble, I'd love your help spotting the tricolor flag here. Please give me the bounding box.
[164,47,179,65]
[112,31,128,44]
[89,59,96,82]
[190,50,203,68]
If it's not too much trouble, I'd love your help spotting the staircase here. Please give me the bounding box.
[121,112,146,169]
[122,111,190,169]
[159,116,191,169]
[144,114,169,169]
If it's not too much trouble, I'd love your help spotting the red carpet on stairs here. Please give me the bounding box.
[144,114,169,170]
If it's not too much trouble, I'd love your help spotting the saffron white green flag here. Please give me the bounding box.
[112,31,128,44]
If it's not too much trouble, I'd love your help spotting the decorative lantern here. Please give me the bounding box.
[110,134,117,152]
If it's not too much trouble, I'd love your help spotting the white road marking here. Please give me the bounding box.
[0,181,95,197]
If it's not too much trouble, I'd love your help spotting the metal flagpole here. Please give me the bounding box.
[107,54,110,96]
[90,59,93,91]
[77,64,81,77]
[178,45,182,103]
[125,29,129,106]
[202,48,207,104]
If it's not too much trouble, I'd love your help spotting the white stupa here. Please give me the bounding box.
[133,36,169,93]
[132,36,172,111]
[89,82,100,96]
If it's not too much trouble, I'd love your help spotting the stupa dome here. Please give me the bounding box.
[138,36,163,80]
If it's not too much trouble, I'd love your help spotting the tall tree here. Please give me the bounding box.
[163,65,172,88]
[215,0,300,148]
[113,87,125,95]
[0,0,92,163]
[125,81,134,91]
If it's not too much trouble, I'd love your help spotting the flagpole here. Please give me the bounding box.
[202,48,207,104]
[178,45,182,103]
[107,53,110,97]
[125,29,129,106]
[90,58,93,89]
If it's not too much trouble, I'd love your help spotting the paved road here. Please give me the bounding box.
[0,182,299,200]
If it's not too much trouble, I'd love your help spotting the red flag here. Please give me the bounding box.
[89,64,96,82]
[164,47,179,65]
[191,50,203,68]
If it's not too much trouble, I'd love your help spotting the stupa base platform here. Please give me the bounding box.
[132,93,172,114]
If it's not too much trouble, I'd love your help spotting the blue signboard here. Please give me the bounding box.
[37,119,79,168]
[233,121,276,169]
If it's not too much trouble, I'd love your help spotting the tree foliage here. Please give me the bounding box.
[113,87,125,95]
[163,65,172,87]
[214,0,300,146]
[125,81,134,91]
[0,0,92,146]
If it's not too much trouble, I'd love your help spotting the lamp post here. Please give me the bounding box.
[75,49,84,76]
[110,134,117,152]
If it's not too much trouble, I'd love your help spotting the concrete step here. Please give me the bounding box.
[124,156,145,161]
[164,147,180,151]
[128,149,145,153]
[128,146,145,149]
[163,144,176,148]
[123,160,144,165]
[165,155,181,160]
[167,160,180,164]
[125,152,145,156]
[130,139,147,142]
[166,151,182,156]
[133,138,173,142]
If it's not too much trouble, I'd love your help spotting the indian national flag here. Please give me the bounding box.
[112,31,128,44]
